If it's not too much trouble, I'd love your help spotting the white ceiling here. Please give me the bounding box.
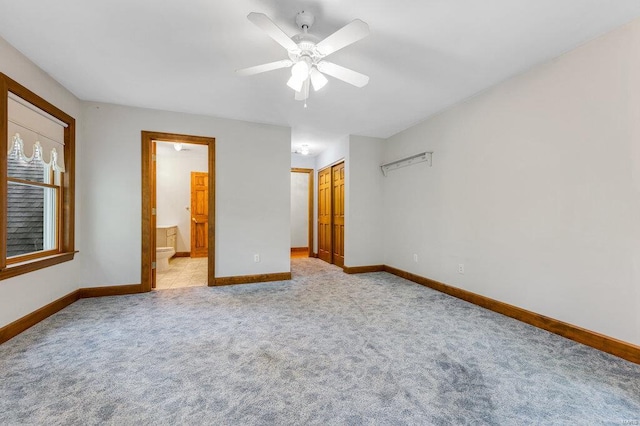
[1,0,640,156]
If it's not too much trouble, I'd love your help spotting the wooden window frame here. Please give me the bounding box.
[0,73,76,281]
[6,169,62,264]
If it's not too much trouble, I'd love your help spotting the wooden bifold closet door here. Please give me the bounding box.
[317,162,344,266]
[318,167,332,263]
[331,162,345,267]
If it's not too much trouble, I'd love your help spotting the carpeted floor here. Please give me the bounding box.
[1,257,639,425]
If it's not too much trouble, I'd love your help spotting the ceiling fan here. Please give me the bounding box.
[236,11,370,103]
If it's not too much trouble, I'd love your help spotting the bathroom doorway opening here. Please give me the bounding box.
[141,131,215,292]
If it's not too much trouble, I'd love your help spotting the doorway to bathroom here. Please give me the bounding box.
[141,131,215,292]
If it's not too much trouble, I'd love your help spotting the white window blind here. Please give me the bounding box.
[7,94,66,172]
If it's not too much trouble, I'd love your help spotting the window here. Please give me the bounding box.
[0,73,75,280]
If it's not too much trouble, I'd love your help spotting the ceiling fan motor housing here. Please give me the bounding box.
[289,33,322,65]
[295,11,315,30]
[290,12,321,65]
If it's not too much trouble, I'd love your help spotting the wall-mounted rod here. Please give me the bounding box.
[381,152,432,176]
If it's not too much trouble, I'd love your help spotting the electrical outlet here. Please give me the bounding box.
[458,264,465,274]
[254,254,260,263]
[413,254,418,263]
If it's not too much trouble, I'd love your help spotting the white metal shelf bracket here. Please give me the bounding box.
[381,152,432,176]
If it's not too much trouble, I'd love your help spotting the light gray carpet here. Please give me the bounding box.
[1,258,639,425]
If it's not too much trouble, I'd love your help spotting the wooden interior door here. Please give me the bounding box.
[151,142,157,288]
[331,162,345,267]
[190,171,208,258]
[317,167,332,263]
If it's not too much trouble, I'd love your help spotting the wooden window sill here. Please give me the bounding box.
[0,251,77,281]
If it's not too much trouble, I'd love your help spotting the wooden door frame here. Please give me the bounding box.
[151,141,157,287]
[141,131,215,291]
[291,168,314,257]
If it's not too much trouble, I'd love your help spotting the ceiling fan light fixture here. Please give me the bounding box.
[291,59,310,80]
[300,144,310,155]
[287,75,305,92]
[310,68,328,91]
[295,79,310,102]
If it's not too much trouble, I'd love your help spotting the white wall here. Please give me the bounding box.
[383,20,640,345]
[347,136,385,267]
[290,172,309,248]
[156,143,208,252]
[79,102,291,285]
[310,136,385,267]
[0,36,83,328]
[315,138,349,172]
[291,153,315,169]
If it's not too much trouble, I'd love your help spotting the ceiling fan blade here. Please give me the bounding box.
[295,79,310,101]
[247,12,299,52]
[236,59,293,76]
[315,19,369,56]
[317,61,369,88]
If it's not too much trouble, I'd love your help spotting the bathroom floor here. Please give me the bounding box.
[155,257,208,290]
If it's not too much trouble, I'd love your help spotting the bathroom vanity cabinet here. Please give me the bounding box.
[157,226,178,250]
